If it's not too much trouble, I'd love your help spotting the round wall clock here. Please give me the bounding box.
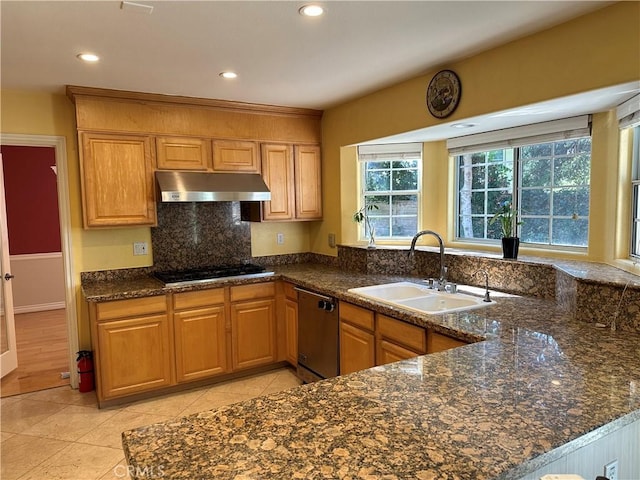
[426,70,461,119]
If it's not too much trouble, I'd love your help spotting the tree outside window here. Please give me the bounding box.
[457,137,591,248]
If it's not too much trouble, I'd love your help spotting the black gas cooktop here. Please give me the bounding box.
[153,263,273,286]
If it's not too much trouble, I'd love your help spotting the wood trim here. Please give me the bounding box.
[66,85,323,118]
[377,314,426,353]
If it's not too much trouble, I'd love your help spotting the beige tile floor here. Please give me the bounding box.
[1,367,302,480]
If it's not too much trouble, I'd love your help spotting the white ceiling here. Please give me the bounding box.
[2,1,636,142]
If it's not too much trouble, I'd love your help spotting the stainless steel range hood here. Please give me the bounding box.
[156,171,271,202]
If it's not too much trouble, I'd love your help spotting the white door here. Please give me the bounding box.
[0,153,18,377]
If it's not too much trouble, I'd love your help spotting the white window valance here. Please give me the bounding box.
[358,143,422,161]
[617,94,640,129]
[446,115,591,155]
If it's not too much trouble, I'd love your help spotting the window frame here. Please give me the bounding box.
[454,136,592,250]
[357,144,422,241]
[630,125,640,259]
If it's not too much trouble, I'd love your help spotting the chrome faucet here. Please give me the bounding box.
[473,269,492,302]
[408,230,447,290]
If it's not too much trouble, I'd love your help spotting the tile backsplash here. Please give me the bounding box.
[151,202,251,271]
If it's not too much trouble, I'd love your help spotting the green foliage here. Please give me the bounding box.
[489,201,522,238]
[353,204,379,239]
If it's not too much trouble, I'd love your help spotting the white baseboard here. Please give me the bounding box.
[13,302,65,314]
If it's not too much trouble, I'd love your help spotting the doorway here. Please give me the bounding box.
[0,134,78,396]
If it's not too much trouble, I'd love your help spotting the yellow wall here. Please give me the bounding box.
[318,1,640,261]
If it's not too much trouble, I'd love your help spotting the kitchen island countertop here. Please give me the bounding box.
[109,264,639,479]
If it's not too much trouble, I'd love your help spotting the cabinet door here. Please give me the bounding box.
[377,339,421,366]
[97,314,172,399]
[212,140,260,173]
[427,331,468,354]
[231,298,276,370]
[339,321,375,375]
[80,133,156,227]
[294,145,322,220]
[284,298,298,366]
[261,144,295,220]
[156,136,210,170]
[174,306,227,382]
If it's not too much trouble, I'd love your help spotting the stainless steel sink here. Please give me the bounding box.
[347,281,495,314]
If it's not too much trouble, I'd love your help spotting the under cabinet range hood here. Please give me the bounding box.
[156,171,271,202]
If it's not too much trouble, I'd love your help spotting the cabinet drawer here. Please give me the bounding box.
[339,302,374,331]
[377,314,426,354]
[156,136,210,170]
[173,288,225,310]
[96,295,166,321]
[428,331,468,353]
[212,140,259,173]
[230,282,275,302]
[283,282,297,300]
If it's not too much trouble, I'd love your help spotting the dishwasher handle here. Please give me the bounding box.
[294,286,336,312]
[294,286,334,302]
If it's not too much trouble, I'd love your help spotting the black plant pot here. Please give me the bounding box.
[502,237,520,259]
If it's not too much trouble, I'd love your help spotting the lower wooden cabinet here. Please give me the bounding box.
[340,321,375,374]
[339,302,375,375]
[338,301,470,372]
[428,331,468,353]
[92,296,172,401]
[230,283,277,371]
[173,288,228,383]
[284,297,298,366]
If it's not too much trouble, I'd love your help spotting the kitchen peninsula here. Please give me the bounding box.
[100,260,640,480]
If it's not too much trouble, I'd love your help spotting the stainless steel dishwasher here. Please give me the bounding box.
[295,287,339,383]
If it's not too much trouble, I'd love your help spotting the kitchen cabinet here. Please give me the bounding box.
[293,145,322,220]
[212,140,260,173]
[230,283,277,370]
[376,314,426,365]
[428,331,468,353]
[241,143,322,222]
[339,302,375,375]
[283,283,298,366]
[172,288,228,383]
[156,136,211,170]
[79,132,157,228]
[90,296,172,402]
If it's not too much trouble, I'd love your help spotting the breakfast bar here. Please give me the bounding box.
[119,265,640,480]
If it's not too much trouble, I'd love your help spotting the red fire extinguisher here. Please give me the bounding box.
[76,350,94,393]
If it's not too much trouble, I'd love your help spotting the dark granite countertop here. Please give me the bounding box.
[91,263,640,480]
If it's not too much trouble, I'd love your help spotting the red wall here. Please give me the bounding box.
[1,145,61,254]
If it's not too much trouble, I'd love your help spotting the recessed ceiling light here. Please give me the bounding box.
[219,71,238,79]
[451,123,477,129]
[77,53,99,63]
[299,4,324,17]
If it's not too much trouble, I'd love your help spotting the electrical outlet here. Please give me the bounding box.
[276,233,284,245]
[328,233,336,248]
[604,459,619,480]
[133,242,148,255]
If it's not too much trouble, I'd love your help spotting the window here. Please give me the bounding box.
[358,143,421,239]
[451,117,592,248]
[631,126,640,258]
[618,94,640,259]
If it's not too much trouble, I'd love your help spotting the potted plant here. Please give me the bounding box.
[353,204,379,249]
[489,200,522,259]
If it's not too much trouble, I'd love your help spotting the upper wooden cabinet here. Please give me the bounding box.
[156,136,211,171]
[242,143,322,222]
[79,132,157,228]
[294,145,322,220]
[212,140,260,173]
[260,144,296,220]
